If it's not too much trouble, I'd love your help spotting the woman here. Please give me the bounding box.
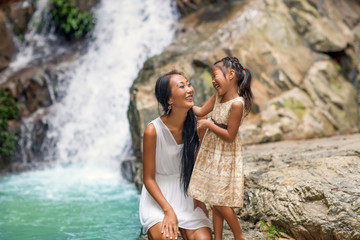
[139,70,212,240]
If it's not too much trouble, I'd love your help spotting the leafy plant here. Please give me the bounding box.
[0,89,19,161]
[0,131,18,158]
[260,220,288,240]
[50,0,95,40]
[18,33,25,42]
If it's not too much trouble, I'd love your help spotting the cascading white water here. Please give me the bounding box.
[2,0,60,77]
[0,1,178,239]
[45,0,178,166]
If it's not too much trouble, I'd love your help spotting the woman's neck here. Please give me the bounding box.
[162,108,188,130]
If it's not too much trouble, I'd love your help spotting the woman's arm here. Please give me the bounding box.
[192,93,216,117]
[197,101,243,142]
[193,122,209,217]
[143,124,178,239]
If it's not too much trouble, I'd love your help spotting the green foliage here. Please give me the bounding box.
[0,131,18,158]
[260,220,287,240]
[50,0,95,40]
[18,33,25,42]
[0,89,19,160]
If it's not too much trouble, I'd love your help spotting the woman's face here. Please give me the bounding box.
[168,74,194,110]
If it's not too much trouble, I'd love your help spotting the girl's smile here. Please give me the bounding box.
[213,82,220,90]
[212,66,228,95]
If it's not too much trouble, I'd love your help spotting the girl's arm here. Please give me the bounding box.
[143,124,178,239]
[197,101,243,142]
[193,93,216,117]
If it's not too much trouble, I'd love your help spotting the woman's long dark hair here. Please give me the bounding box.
[155,70,199,195]
[214,57,253,116]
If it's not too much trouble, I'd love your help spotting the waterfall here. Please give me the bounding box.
[1,0,61,82]
[43,0,178,167]
[0,1,178,239]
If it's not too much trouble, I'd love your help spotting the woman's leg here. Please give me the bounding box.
[148,222,180,240]
[179,228,189,240]
[212,206,224,240]
[213,206,247,240]
[183,227,212,240]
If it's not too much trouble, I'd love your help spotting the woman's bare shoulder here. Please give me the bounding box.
[144,123,157,139]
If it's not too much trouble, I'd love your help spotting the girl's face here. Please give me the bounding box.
[168,74,194,110]
[212,65,235,96]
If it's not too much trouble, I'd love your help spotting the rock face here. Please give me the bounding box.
[0,10,15,71]
[9,108,50,172]
[3,0,36,37]
[2,66,54,118]
[0,49,80,170]
[241,134,360,240]
[0,0,23,8]
[0,0,36,71]
[260,60,358,141]
[128,0,360,189]
[0,61,63,170]
[285,0,355,52]
[137,134,360,240]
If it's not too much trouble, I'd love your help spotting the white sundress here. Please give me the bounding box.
[139,117,211,234]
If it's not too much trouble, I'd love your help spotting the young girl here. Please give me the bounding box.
[188,57,253,240]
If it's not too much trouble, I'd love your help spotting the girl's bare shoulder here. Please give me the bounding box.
[230,100,244,110]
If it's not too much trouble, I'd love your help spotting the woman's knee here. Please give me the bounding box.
[148,232,168,240]
[186,227,212,240]
[195,233,212,240]
[148,223,170,240]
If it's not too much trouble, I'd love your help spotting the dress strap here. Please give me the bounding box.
[148,117,163,142]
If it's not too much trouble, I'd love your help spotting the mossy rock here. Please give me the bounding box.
[283,97,307,120]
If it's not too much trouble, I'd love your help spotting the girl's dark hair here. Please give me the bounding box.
[155,70,199,195]
[214,57,253,116]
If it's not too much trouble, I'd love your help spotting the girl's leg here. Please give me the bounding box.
[213,206,247,240]
[182,227,212,240]
[212,206,224,240]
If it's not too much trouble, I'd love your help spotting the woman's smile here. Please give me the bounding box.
[185,95,193,101]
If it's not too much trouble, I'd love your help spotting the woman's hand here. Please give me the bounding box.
[193,199,209,218]
[161,208,179,239]
[197,118,211,131]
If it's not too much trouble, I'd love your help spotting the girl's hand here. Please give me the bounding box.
[161,208,179,239]
[193,199,209,218]
[197,118,211,131]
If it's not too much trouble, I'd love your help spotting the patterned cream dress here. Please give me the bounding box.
[188,93,245,207]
